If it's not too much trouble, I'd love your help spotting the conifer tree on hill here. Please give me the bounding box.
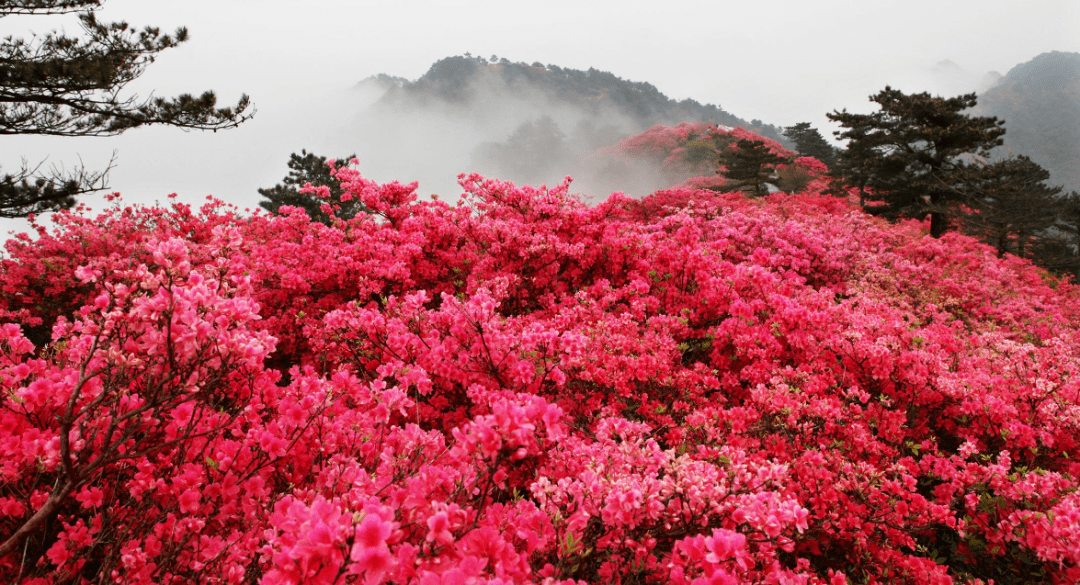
[1034,190,1080,279]
[828,86,1005,237]
[258,150,364,225]
[0,0,253,218]
[722,138,789,197]
[958,154,1063,259]
[783,122,838,168]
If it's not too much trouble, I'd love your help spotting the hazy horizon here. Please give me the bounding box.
[1,0,1078,237]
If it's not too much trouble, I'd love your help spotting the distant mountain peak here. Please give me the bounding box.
[1000,50,1080,85]
[974,51,1080,192]
[933,59,963,72]
[362,54,790,146]
[354,73,409,91]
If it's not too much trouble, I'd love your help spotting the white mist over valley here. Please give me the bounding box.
[1,0,1078,236]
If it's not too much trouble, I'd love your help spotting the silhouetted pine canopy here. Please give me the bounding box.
[0,0,252,218]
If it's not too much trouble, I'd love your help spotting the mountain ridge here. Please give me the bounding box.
[974,51,1080,192]
[358,55,791,146]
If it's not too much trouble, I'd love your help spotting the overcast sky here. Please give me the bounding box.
[2,0,1079,237]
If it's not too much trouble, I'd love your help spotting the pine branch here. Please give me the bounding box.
[0,151,113,217]
[0,1,253,216]
[0,1,101,16]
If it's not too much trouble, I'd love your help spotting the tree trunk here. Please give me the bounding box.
[930,211,946,238]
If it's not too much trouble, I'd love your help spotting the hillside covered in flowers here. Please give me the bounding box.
[1,126,1079,585]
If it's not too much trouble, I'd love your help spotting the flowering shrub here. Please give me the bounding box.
[596,123,829,197]
[0,157,1079,584]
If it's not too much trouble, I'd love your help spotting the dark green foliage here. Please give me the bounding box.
[258,150,365,225]
[783,122,838,168]
[0,0,252,217]
[1030,191,1080,279]
[0,1,98,15]
[829,86,1080,279]
[828,87,1005,237]
[0,157,109,218]
[959,155,1062,259]
[722,138,790,197]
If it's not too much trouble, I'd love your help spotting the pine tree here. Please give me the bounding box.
[783,122,838,168]
[1033,191,1080,280]
[958,155,1062,258]
[828,87,1005,237]
[722,138,789,197]
[258,150,364,225]
[0,1,253,217]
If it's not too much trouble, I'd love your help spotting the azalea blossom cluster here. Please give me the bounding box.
[1,128,1079,584]
[600,122,830,195]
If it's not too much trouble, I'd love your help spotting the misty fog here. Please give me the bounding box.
[1,8,1075,241]
[341,64,687,202]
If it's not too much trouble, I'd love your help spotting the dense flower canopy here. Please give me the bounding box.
[598,122,831,195]
[1,127,1079,584]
